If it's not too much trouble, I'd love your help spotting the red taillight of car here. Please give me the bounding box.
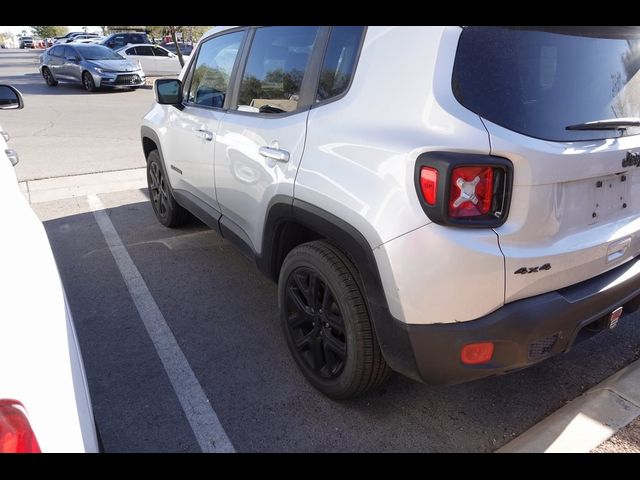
[0,400,41,453]
[414,153,512,228]
[460,342,494,365]
[419,167,438,206]
[449,166,494,218]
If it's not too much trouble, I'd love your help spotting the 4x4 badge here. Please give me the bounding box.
[622,151,640,168]
[514,263,551,275]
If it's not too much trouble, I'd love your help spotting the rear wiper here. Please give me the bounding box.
[566,117,640,131]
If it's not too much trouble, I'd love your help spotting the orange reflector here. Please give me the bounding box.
[461,342,494,365]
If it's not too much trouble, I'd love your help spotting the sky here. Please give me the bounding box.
[0,26,102,37]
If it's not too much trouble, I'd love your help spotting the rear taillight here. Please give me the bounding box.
[419,167,438,206]
[449,166,494,218]
[0,400,41,453]
[414,152,512,227]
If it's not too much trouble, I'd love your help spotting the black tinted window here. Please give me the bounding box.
[136,46,154,56]
[453,26,640,141]
[188,31,244,108]
[316,26,364,102]
[153,46,170,57]
[237,26,319,114]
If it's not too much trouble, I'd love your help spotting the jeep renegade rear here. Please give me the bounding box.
[141,26,640,398]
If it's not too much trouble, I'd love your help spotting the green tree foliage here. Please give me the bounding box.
[29,26,68,38]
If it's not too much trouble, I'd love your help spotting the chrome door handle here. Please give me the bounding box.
[195,128,213,141]
[259,141,290,163]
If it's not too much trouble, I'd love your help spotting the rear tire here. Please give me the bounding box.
[146,149,189,228]
[42,67,58,87]
[279,240,391,399]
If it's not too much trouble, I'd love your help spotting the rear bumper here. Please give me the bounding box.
[391,255,640,385]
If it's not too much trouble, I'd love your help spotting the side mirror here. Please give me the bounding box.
[155,79,182,105]
[0,85,24,110]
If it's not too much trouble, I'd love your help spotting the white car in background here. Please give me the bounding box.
[0,85,99,453]
[116,44,187,76]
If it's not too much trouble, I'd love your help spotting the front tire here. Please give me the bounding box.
[146,150,188,228]
[279,240,391,399]
[82,71,96,92]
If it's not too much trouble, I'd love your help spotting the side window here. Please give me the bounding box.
[63,46,76,59]
[316,26,364,103]
[187,30,244,108]
[125,47,136,55]
[237,26,319,114]
[50,46,63,57]
[130,34,143,44]
[153,46,170,57]
[136,46,154,56]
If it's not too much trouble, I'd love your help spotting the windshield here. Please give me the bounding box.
[78,46,125,61]
[452,26,640,142]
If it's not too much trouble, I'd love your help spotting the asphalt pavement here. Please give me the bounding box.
[2,48,640,452]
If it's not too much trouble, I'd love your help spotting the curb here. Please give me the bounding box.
[497,359,640,453]
[19,168,147,204]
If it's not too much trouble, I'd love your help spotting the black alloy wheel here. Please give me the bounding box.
[279,241,391,399]
[146,150,188,228]
[148,160,169,221]
[285,267,347,379]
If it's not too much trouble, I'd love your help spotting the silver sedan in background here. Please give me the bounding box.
[39,44,146,92]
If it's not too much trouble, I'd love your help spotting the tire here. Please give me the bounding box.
[82,71,96,92]
[279,240,391,399]
[146,149,189,228]
[42,67,58,87]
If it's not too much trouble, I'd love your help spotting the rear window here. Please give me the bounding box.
[452,26,640,142]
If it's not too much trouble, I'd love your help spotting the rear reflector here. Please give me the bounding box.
[461,342,494,365]
[419,167,438,206]
[0,400,41,453]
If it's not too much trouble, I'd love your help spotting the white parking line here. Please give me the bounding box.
[87,193,235,453]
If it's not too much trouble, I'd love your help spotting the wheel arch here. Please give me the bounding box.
[259,197,420,380]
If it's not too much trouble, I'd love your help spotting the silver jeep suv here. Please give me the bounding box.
[141,26,640,399]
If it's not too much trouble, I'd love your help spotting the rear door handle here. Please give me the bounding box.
[195,128,213,141]
[259,141,290,163]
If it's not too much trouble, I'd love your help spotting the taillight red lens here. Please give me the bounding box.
[0,400,41,453]
[449,166,494,218]
[419,167,438,206]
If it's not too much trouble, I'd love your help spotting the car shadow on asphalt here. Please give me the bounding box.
[40,196,640,452]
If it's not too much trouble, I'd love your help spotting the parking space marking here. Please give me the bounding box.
[87,194,235,453]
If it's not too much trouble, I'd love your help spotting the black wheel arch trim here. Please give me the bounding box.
[259,197,420,381]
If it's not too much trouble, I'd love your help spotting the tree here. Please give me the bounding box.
[30,26,68,39]
[168,26,185,67]
[0,31,12,46]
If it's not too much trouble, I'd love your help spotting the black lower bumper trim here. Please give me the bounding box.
[392,256,640,385]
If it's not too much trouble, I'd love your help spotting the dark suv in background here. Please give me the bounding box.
[101,32,150,50]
